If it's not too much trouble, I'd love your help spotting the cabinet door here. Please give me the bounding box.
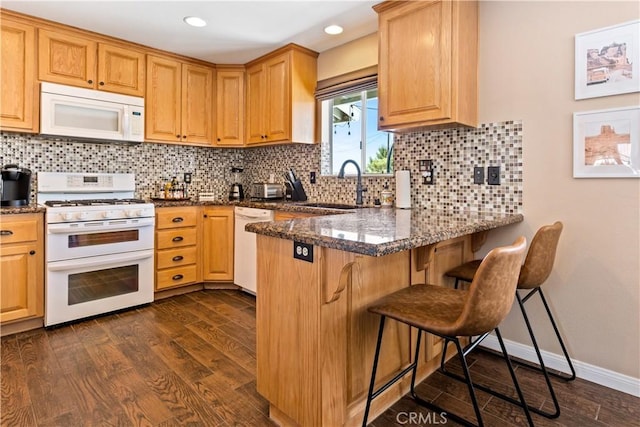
[245,63,266,145]
[0,243,41,323]
[202,207,234,281]
[38,28,97,88]
[146,55,182,143]
[377,0,452,128]
[97,43,145,96]
[0,18,37,132]
[264,53,290,143]
[181,63,213,145]
[215,69,245,146]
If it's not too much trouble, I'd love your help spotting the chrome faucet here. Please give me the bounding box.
[338,159,366,205]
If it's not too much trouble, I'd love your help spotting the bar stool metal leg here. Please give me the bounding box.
[521,288,576,381]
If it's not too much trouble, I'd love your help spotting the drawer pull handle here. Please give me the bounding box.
[172,255,184,262]
[172,217,184,223]
[0,230,13,236]
[29,250,36,255]
[172,236,183,242]
[172,274,183,281]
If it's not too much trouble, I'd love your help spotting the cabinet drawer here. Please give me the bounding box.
[0,219,38,244]
[156,265,197,290]
[156,228,197,249]
[157,246,197,270]
[156,208,198,229]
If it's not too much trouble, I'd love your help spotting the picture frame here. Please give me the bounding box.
[575,20,640,100]
[573,106,640,178]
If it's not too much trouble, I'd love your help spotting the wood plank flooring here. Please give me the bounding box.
[1,290,638,426]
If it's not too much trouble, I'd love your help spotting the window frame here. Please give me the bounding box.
[316,66,393,177]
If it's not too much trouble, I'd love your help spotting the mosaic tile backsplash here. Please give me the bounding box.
[1,120,522,213]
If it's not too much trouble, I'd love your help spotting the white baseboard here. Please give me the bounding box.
[479,335,640,398]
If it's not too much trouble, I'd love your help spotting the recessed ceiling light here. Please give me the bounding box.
[324,25,343,35]
[184,16,207,27]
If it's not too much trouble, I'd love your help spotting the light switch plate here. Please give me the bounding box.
[488,166,500,185]
[474,167,484,184]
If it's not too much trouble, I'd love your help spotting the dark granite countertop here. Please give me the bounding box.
[245,208,524,257]
[150,198,360,215]
[0,203,46,215]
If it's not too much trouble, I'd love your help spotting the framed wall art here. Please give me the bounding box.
[575,20,640,100]
[573,106,640,178]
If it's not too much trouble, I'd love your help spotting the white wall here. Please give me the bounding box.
[318,1,640,383]
[478,1,640,380]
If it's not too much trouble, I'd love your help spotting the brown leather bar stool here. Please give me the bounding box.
[362,237,532,427]
[444,221,575,419]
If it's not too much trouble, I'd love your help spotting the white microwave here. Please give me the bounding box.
[40,82,144,143]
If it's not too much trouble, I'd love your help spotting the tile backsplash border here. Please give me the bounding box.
[1,120,522,214]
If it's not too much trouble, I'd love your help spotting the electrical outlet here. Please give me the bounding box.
[474,167,484,184]
[310,171,316,184]
[487,166,500,185]
[183,172,192,184]
[293,241,313,262]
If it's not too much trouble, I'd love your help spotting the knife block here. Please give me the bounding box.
[286,180,307,201]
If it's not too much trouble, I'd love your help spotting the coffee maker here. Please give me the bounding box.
[1,164,32,207]
[228,167,244,201]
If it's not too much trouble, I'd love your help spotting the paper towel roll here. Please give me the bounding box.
[395,170,411,209]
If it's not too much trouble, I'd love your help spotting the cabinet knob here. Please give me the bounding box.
[99,81,105,86]
[183,135,187,139]
[172,255,183,262]
[217,138,221,142]
[0,230,13,236]
[172,236,184,242]
[176,134,181,138]
[29,250,36,255]
[203,214,208,218]
[172,274,184,281]
[88,79,93,84]
[379,116,384,121]
[172,217,184,223]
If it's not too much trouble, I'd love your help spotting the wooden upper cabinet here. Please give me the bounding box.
[38,28,96,88]
[0,16,38,132]
[215,67,245,146]
[374,0,478,130]
[182,63,213,145]
[245,44,318,146]
[38,28,145,96]
[97,43,145,96]
[146,55,181,142]
[245,62,267,145]
[146,55,213,145]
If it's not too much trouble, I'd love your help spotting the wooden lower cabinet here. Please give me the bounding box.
[0,214,44,324]
[256,233,473,426]
[155,206,200,290]
[202,206,234,282]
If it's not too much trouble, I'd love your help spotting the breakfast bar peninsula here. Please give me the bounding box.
[246,207,523,426]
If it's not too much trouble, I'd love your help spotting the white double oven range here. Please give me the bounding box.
[37,172,155,327]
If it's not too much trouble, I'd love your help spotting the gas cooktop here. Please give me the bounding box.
[44,198,146,207]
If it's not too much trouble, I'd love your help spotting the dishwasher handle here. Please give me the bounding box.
[236,213,273,221]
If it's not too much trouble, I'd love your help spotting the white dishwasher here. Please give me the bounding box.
[234,206,274,294]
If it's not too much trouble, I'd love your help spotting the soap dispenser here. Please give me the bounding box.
[381,183,393,207]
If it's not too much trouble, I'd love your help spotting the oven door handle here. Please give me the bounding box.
[48,219,155,234]
[47,249,154,271]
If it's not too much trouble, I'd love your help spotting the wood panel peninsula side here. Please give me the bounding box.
[246,208,523,426]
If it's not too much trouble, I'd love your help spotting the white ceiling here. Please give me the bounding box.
[2,0,380,64]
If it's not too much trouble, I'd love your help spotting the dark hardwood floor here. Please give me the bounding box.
[1,290,638,426]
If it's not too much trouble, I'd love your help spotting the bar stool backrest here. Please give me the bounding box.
[454,236,527,336]
[518,221,563,290]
